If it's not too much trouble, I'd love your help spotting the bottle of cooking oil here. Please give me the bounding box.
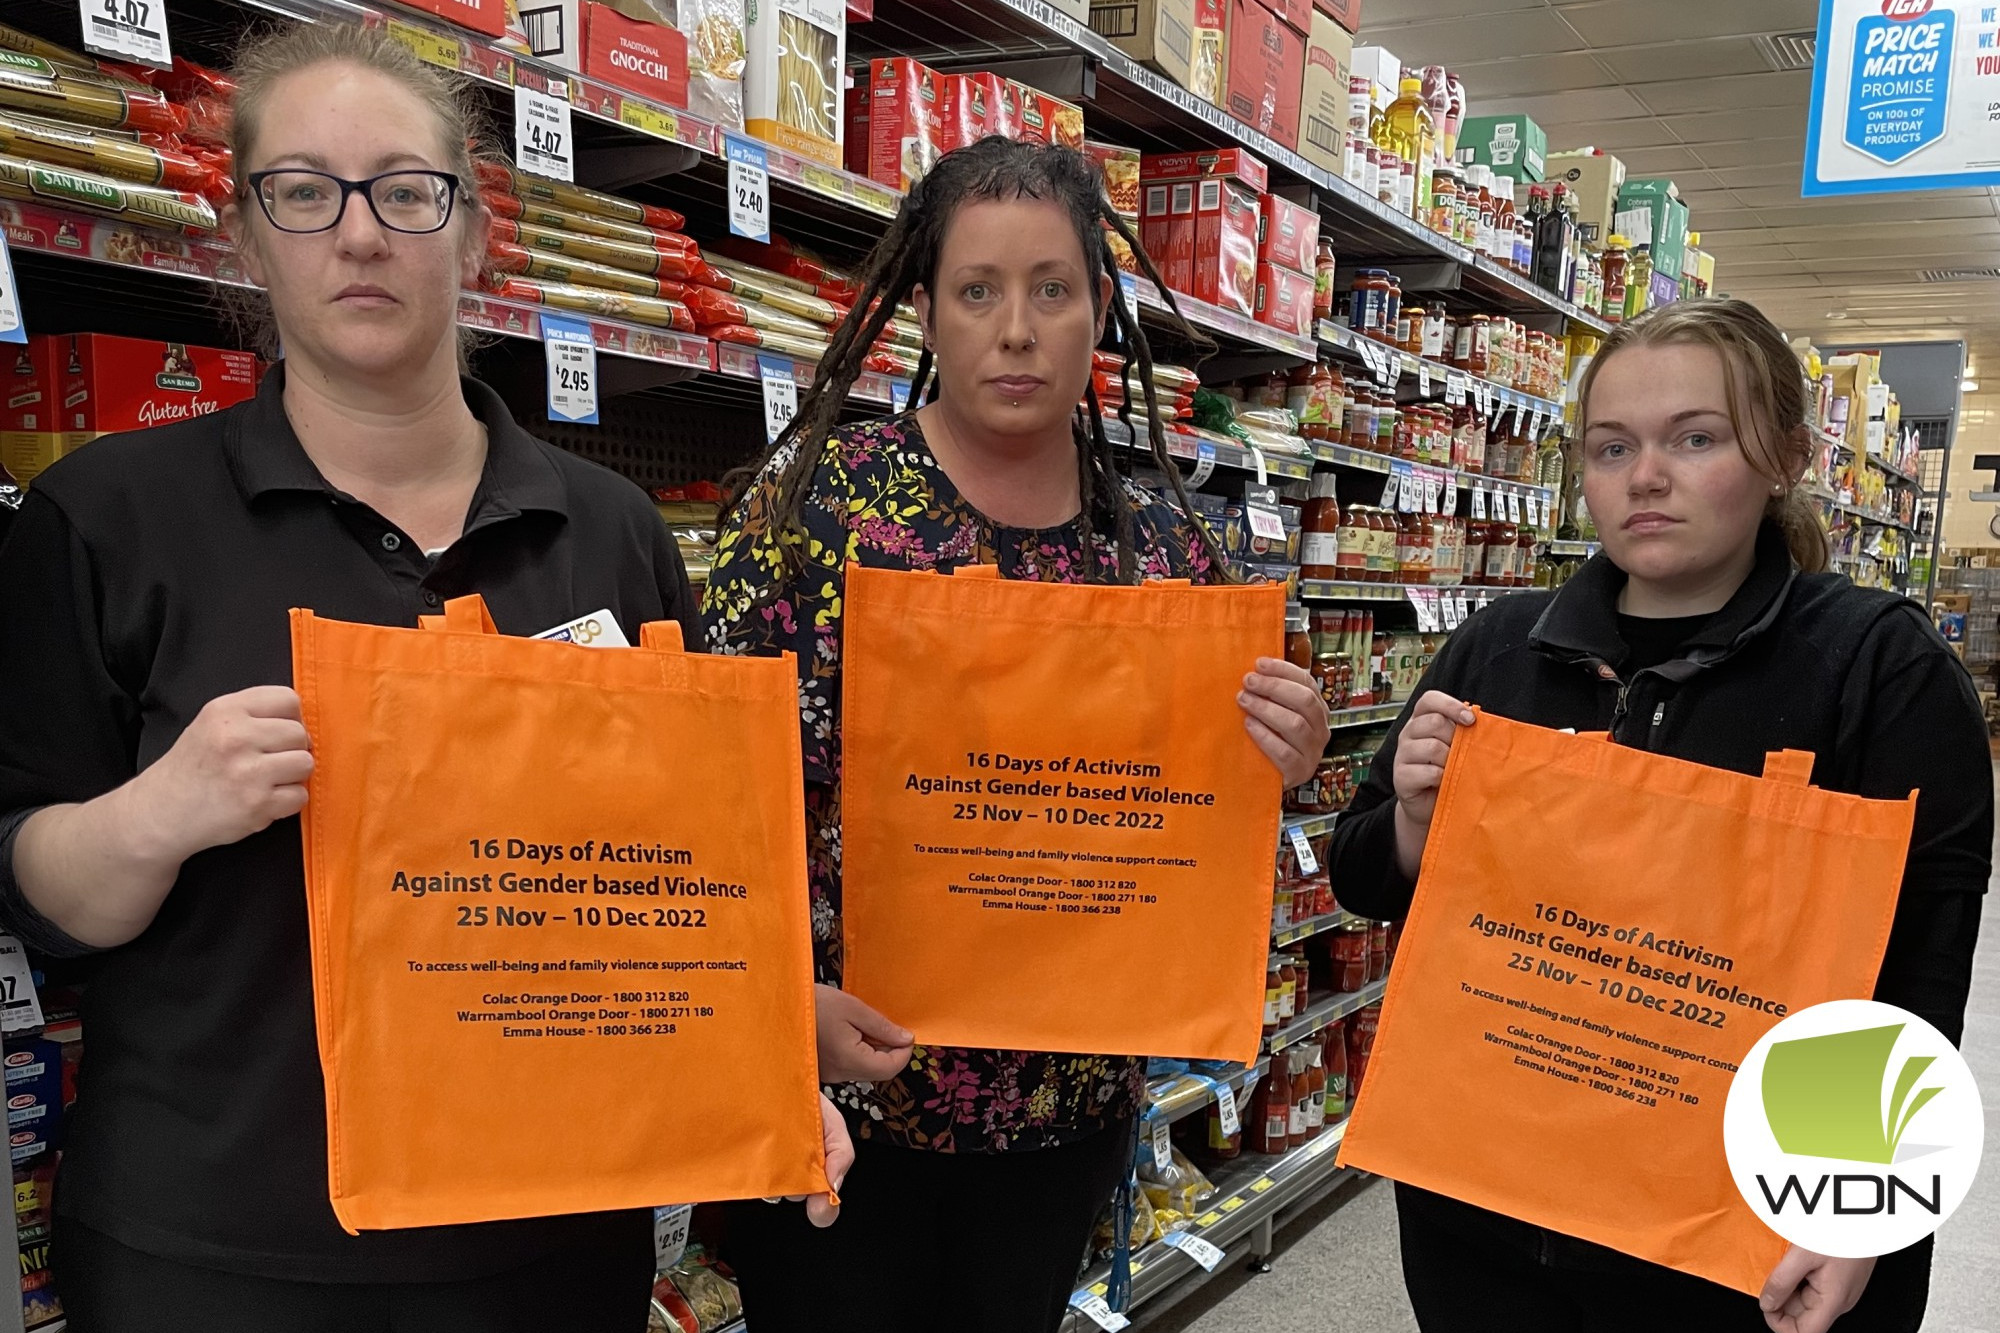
[1383,77,1437,218]
[1624,244,1654,321]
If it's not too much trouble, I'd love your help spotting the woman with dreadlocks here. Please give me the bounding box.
[701,136,1329,1329]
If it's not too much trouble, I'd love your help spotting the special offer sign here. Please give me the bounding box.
[1803,0,2000,195]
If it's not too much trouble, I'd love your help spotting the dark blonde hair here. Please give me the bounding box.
[1577,297,1829,573]
[223,22,494,360]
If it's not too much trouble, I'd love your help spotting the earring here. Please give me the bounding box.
[1772,483,1784,495]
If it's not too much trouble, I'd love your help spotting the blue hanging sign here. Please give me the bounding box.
[1803,0,2000,195]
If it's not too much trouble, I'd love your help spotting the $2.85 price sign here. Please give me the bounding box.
[82,0,171,66]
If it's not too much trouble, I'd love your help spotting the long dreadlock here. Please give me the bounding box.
[720,135,1228,587]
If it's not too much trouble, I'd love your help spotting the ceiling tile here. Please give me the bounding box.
[1359,0,1547,23]
[1668,107,1809,145]
[1635,70,1814,115]
[1687,207,1768,231]
[1766,217,2000,244]
[1479,86,1653,125]
[1556,0,1818,48]
[1793,231,2000,259]
[1706,162,1805,190]
[1752,197,1999,227]
[1691,137,1809,169]
[1536,116,1681,151]
[1444,50,1621,97]
[1357,10,1588,65]
[1808,250,2000,274]
[1617,146,1708,174]
[1594,37,1775,85]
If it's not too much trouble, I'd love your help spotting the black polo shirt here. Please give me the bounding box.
[0,365,692,1280]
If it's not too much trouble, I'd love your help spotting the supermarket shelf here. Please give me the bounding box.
[1266,978,1387,1054]
[1061,1120,1359,1332]
[1281,810,1341,841]
[1817,427,1922,488]
[1126,277,1317,363]
[1100,416,1314,482]
[1143,1058,1269,1129]
[1822,498,1916,535]
[1327,702,1401,731]
[1311,442,1557,503]
[1273,909,1364,950]
[1298,580,1514,607]
[1546,540,1601,558]
[1319,322,1563,421]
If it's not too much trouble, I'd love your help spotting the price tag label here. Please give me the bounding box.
[1071,1295,1130,1331]
[1377,348,1399,388]
[0,935,45,1034]
[82,0,172,67]
[1216,1083,1240,1137]
[1408,587,1439,632]
[386,19,459,71]
[514,85,574,182]
[1507,490,1523,524]
[1121,275,1141,327]
[890,379,912,414]
[1446,373,1466,407]
[1479,591,1495,612]
[1248,444,1269,487]
[1418,362,1432,396]
[1188,442,1217,489]
[1248,504,1287,541]
[541,314,598,424]
[1421,470,1441,514]
[1380,470,1400,507]
[0,236,23,344]
[758,353,798,444]
[725,133,771,242]
[1441,474,1458,516]
[1442,594,1463,630]
[619,99,682,143]
[1288,824,1320,876]
[1530,408,1548,439]
[653,1205,692,1269]
[1151,1120,1173,1173]
[1397,470,1418,514]
[1164,1230,1227,1273]
[1455,593,1471,624]
[1525,495,1542,529]
[1471,486,1488,520]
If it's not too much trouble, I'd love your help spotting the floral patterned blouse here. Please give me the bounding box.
[701,413,1216,1152]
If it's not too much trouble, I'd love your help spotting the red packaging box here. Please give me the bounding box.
[1257,192,1319,275]
[54,333,260,436]
[396,0,506,37]
[937,73,996,154]
[2,337,53,433]
[583,4,689,110]
[1140,147,1269,193]
[844,81,871,176]
[1223,0,1306,149]
[1314,0,1361,32]
[1140,174,1259,315]
[847,0,873,20]
[1255,261,1316,336]
[1012,81,1084,150]
[988,74,1021,139]
[1264,0,1311,35]
[868,57,942,191]
[1086,140,1142,218]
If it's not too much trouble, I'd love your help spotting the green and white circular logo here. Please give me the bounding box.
[1723,1000,1983,1257]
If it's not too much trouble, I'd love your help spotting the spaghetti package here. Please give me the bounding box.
[0,56,189,135]
[487,239,694,300]
[0,150,214,233]
[492,217,704,278]
[0,109,213,191]
[0,21,98,72]
[683,288,831,341]
[475,162,687,232]
[704,322,829,360]
[481,190,689,251]
[707,235,862,302]
[487,275,698,332]
[744,0,844,166]
[694,256,846,325]
[680,0,748,129]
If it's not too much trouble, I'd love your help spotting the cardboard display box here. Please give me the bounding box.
[1257,192,1319,275]
[1545,150,1625,242]
[1088,0,1226,107]
[1140,173,1261,315]
[1458,113,1545,183]
[1313,0,1359,32]
[1255,261,1316,336]
[1617,178,1687,279]
[518,1,691,110]
[746,0,846,166]
[1297,10,1353,178]
[1222,0,1305,149]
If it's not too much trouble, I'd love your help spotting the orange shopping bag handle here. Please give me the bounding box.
[951,564,1000,580]
[419,595,683,652]
[1761,750,1815,786]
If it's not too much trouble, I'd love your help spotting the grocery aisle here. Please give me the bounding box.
[1160,773,2000,1333]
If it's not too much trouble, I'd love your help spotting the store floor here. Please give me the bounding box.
[1154,776,2000,1333]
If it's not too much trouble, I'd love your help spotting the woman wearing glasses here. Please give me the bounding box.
[0,23,846,1331]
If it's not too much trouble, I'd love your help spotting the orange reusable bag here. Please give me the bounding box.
[840,563,1286,1064]
[1337,709,1915,1293]
[291,595,827,1232]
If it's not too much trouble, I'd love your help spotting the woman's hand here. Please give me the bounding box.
[1240,658,1330,789]
[125,686,315,866]
[1759,1247,1875,1333]
[815,983,914,1084]
[1390,691,1475,880]
[794,1094,854,1228]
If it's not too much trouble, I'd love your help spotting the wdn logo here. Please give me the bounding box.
[1724,1001,1983,1257]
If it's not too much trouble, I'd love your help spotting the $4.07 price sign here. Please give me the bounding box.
[514,84,574,183]
[725,134,771,242]
[82,0,171,67]
[541,314,598,425]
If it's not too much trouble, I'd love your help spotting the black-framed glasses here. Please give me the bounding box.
[244,169,462,235]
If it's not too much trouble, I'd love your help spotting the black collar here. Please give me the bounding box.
[1528,522,1797,679]
[223,362,569,523]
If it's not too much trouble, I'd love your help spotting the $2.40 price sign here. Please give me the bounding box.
[725,134,771,242]
[541,314,598,424]
[82,0,171,67]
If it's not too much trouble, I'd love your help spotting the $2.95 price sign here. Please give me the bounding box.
[542,314,599,424]
[725,134,771,242]
[758,354,798,444]
[83,0,171,66]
